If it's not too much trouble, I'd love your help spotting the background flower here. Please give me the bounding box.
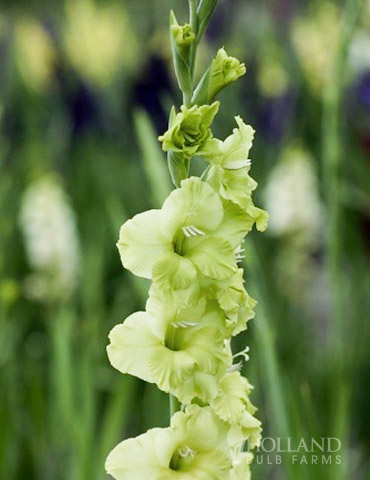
[19,174,80,301]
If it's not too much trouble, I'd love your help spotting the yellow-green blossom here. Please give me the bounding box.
[159,103,219,158]
[206,116,255,170]
[203,117,268,231]
[117,177,253,290]
[212,269,257,336]
[211,372,260,426]
[106,405,232,480]
[209,372,262,450]
[107,302,230,403]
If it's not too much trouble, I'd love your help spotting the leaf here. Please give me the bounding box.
[134,110,172,207]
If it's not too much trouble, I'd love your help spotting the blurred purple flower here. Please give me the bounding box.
[257,90,296,142]
[133,56,173,134]
[357,71,370,109]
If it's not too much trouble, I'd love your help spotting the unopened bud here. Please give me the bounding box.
[192,48,246,105]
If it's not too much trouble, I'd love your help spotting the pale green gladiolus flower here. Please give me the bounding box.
[159,103,219,158]
[204,117,269,232]
[117,177,253,290]
[193,268,256,337]
[193,49,246,105]
[212,372,258,422]
[214,269,257,336]
[106,405,232,480]
[107,296,230,403]
[201,116,255,170]
[208,166,269,233]
[207,165,257,204]
[202,115,254,170]
[215,116,255,170]
[148,278,250,340]
[211,372,262,448]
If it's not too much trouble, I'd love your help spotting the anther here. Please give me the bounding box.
[181,225,205,237]
[171,321,198,329]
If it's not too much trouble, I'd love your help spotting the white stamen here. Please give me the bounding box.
[233,346,250,362]
[172,321,198,329]
[227,361,243,372]
[190,225,205,235]
[182,225,205,237]
[235,245,245,264]
[182,226,192,237]
[224,159,252,170]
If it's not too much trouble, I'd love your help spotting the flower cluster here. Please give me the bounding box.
[106,109,268,478]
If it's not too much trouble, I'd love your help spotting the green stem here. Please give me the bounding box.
[322,0,362,385]
[183,90,192,107]
[180,1,198,177]
[189,0,198,82]
[322,0,362,478]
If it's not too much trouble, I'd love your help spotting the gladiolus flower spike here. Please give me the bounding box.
[105,1,268,478]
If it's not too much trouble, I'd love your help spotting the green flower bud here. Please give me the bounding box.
[159,102,220,158]
[171,22,195,50]
[169,11,195,99]
[192,48,246,105]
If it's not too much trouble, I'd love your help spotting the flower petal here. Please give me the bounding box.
[105,427,173,480]
[146,284,206,338]
[152,251,197,290]
[107,312,161,383]
[217,201,256,248]
[148,346,195,395]
[172,370,220,404]
[180,325,228,374]
[246,204,269,232]
[211,372,258,425]
[161,177,223,236]
[117,209,171,279]
[220,116,255,170]
[172,405,230,454]
[186,236,236,280]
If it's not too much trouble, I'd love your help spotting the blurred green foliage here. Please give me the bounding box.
[1,0,370,479]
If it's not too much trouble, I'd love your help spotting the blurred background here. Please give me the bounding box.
[0,0,370,479]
